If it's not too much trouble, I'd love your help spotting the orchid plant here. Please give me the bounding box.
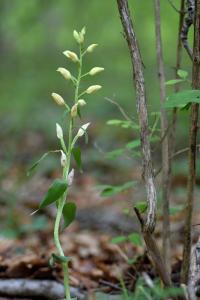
[30,27,103,300]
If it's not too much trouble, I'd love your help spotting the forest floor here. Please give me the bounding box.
[1,131,200,299]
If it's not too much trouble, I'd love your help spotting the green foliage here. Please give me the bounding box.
[63,202,77,228]
[164,89,200,109]
[39,179,68,209]
[134,201,148,214]
[111,233,142,247]
[98,181,135,197]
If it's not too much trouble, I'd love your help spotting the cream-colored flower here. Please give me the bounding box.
[60,150,67,167]
[73,30,81,43]
[57,67,71,80]
[86,44,98,53]
[89,67,104,76]
[63,50,79,62]
[71,104,78,117]
[78,99,86,106]
[67,169,74,186]
[86,85,102,94]
[51,93,65,106]
[56,123,63,139]
[77,123,91,137]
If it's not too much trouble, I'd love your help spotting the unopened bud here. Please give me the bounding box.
[56,123,63,139]
[63,50,79,62]
[52,93,65,106]
[57,67,71,80]
[60,150,67,167]
[89,67,104,76]
[71,104,78,117]
[73,30,81,43]
[67,169,74,186]
[86,44,98,53]
[77,123,90,137]
[78,99,86,106]
[86,85,102,94]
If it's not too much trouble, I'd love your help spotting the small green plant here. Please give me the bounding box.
[30,27,104,300]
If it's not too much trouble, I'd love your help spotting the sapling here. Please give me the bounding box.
[31,27,103,300]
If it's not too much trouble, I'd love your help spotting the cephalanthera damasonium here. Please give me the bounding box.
[30,27,104,300]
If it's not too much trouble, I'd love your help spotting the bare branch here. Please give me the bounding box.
[0,279,84,300]
[181,0,200,283]
[154,0,171,272]
[116,0,157,233]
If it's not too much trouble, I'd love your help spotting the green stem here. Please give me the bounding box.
[53,45,83,300]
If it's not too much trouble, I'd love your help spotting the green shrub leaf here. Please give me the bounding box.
[164,90,200,108]
[99,181,135,197]
[134,201,148,214]
[39,179,68,209]
[165,79,185,86]
[128,233,143,246]
[111,236,127,244]
[177,69,188,79]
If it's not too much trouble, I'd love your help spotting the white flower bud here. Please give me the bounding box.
[86,44,98,53]
[78,99,86,106]
[63,50,79,62]
[67,169,74,186]
[57,67,71,80]
[86,85,102,94]
[56,123,63,139]
[60,150,67,167]
[77,123,90,137]
[71,104,78,117]
[89,67,104,76]
[51,93,65,106]
[81,26,86,36]
[73,30,81,43]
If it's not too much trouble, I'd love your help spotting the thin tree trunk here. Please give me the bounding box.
[116,0,157,233]
[153,0,171,273]
[170,0,185,153]
[181,0,200,284]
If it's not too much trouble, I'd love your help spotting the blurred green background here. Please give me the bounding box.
[0,0,196,160]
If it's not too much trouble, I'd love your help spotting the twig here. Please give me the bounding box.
[168,0,182,13]
[134,208,171,287]
[116,0,157,233]
[0,279,85,300]
[104,97,133,121]
[181,0,200,284]
[154,0,171,272]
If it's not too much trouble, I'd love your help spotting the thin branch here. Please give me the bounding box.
[104,96,133,121]
[168,0,182,13]
[134,208,171,287]
[116,0,157,233]
[154,0,171,272]
[181,0,200,284]
[0,279,84,300]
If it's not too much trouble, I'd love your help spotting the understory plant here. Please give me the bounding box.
[30,27,104,300]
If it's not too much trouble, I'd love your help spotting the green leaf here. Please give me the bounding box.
[63,202,77,228]
[164,90,200,108]
[72,147,82,170]
[177,69,188,79]
[134,201,148,214]
[126,139,140,149]
[165,79,185,86]
[39,179,68,209]
[106,148,124,159]
[107,119,139,130]
[128,233,143,246]
[111,236,127,244]
[99,181,135,197]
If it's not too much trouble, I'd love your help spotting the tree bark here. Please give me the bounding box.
[181,0,200,284]
[153,0,171,273]
[116,0,157,233]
